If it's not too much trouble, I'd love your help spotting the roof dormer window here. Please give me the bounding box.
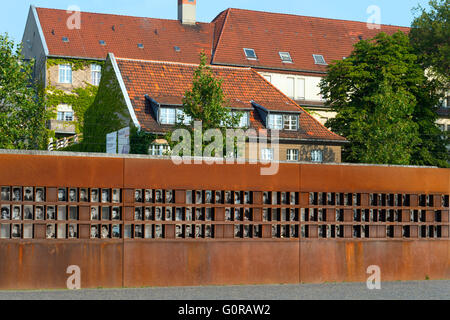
[244,48,257,60]
[313,54,327,65]
[279,52,293,63]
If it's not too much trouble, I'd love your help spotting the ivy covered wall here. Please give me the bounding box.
[78,56,136,153]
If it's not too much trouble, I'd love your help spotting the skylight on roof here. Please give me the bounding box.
[174,46,181,52]
[62,37,69,43]
[313,54,327,65]
[244,48,257,60]
[138,43,144,49]
[99,40,106,46]
[279,52,293,63]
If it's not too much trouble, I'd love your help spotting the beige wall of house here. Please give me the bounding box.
[46,65,96,92]
[245,142,342,163]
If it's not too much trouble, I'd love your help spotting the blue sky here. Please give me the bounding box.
[2,0,430,43]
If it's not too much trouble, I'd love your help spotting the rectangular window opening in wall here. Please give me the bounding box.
[159,107,176,125]
[244,48,257,60]
[58,64,72,84]
[283,114,298,131]
[91,64,102,85]
[286,149,299,161]
[279,52,293,63]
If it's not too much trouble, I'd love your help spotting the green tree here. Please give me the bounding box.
[409,0,449,80]
[320,31,448,167]
[0,33,48,149]
[166,52,242,157]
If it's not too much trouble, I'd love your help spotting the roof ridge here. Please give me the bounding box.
[35,6,210,25]
[115,57,253,71]
[226,7,410,29]
[212,8,231,64]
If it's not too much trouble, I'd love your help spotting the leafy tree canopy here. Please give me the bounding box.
[0,33,48,150]
[166,52,243,157]
[409,0,450,81]
[320,31,448,167]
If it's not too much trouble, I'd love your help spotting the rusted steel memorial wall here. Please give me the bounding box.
[0,151,448,289]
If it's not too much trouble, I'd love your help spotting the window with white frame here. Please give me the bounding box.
[91,64,102,85]
[283,114,298,131]
[297,78,305,100]
[287,149,299,161]
[176,109,192,125]
[286,77,295,98]
[58,64,72,84]
[261,148,274,161]
[311,150,323,162]
[279,52,293,63]
[263,75,272,83]
[244,48,257,60]
[159,107,176,125]
[56,105,74,122]
[236,111,249,128]
[149,144,170,156]
[267,114,283,130]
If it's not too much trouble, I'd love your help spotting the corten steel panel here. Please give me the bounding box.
[123,241,299,287]
[402,210,410,223]
[410,226,419,238]
[443,210,450,223]
[299,240,450,283]
[123,158,301,191]
[361,194,369,207]
[326,209,336,222]
[253,208,262,222]
[0,241,123,290]
[47,188,57,202]
[175,190,185,204]
[0,154,124,188]
[79,206,90,221]
[426,211,435,223]
[442,227,449,238]
[299,164,449,193]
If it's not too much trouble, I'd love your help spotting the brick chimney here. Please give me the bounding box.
[178,0,196,25]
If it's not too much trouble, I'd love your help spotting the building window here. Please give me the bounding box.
[176,109,192,125]
[244,48,257,60]
[235,111,249,128]
[311,150,323,163]
[57,112,74,122]
[159,108,176,125]
[313,54,327,65]
[56,105,74,122]
[263,75,272,83]
[268,114,283,130]
[279,52,293,63]
[284,115,298,131]
[58,64,72,84]
[286,77,295,98]
[297,78,305,100]
[287,149,299,161]
[261,148,274,161]
[149,144,170,156]
[91,64,102,85]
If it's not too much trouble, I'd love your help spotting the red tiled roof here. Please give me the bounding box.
[115,57,346,142]
[36,7,409,75]
[36,7,214,63]
[212,8,410,73]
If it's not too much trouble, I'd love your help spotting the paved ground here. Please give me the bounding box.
[0,280,448,300]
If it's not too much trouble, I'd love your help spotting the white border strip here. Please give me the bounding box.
[109,53,141,129]
[31,6,49,56]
